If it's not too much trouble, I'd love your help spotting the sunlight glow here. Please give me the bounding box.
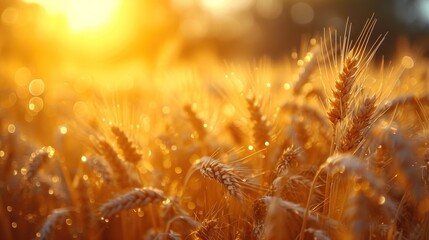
[24,0,120,32]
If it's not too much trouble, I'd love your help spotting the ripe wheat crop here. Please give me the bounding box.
[1,16,429,240]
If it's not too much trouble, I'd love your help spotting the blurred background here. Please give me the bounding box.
[2,0,429,61]
[0,0,429,89]
[0,0,428,143]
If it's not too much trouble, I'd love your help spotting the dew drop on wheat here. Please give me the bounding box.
[59,126,68,135]
[52,176,60,183]
[138,209,144,217]
[7,124,16,133]
[66,218,73,226]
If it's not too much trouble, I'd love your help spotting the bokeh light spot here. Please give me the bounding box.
[401,56,414,69]
[29,79,45,96]
[28,97,44,113]
[290,2,314,24]
[60,126,68,135]
[7,124,16,134]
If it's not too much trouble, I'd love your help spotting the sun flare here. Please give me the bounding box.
[24,0,120,32]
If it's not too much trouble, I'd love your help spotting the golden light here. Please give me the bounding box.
[23,0,120,32]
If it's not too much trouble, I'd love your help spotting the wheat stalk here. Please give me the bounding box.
[246,95,270,150]
[305,228,331,240]
[375,94,428,117]
[25,146,55,182]
[227,122,245,145]
[76,176,92,237]
[86,155,113,184]
[253,197,269,239]
[37,208,70,240]
[184,104,207,140]
[378,125,426,201]
[262,196,338,240]
[193,219,219,240]
[99,187,166,218]
[345,190,376,240]
[111,126,142,164]
[327,50,359,125]
[293,44,320,95]
[340,96,377,152]
[326,16,385,126]
[97,139,139,188]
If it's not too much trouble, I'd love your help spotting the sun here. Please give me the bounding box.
[24,0,121,32]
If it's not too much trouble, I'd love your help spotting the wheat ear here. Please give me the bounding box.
[25,146,55,182]
[340,96,377,152]
[375,94,428,117]
[327,50,359,125]
[86,155,113,184]
[326,16,385,126]
[379,125,426,201]
[184,104,207,140]
[198,156,247,202]
[293,45,320,95]
[38,208,70,240]
[274,146,300,177]
[111,126,142,164]
[246,95,270,149]
[271,175,320,206]
[98,139,138,188]
[99,187,166,219]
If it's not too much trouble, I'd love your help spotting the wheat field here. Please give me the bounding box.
[1,16,429,240]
